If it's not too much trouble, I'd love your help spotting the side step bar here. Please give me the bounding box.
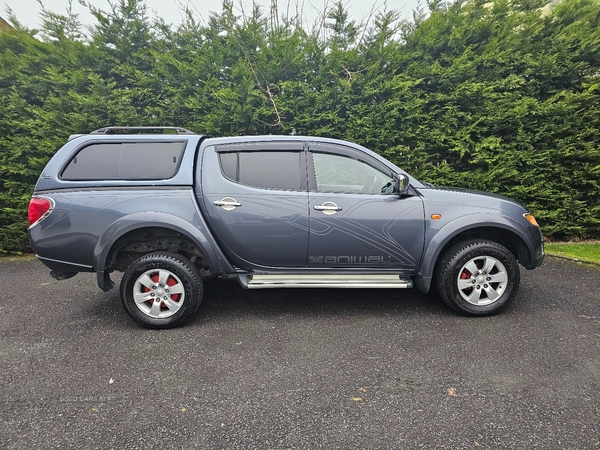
[240,274,413,289]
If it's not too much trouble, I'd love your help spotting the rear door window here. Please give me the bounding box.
[218,151,304,191]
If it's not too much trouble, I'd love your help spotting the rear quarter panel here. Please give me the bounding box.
[30,188,203,270]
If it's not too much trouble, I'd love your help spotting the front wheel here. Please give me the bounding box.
[435,240,520,316]
[120,251,203,329]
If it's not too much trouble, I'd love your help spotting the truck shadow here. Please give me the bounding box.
[188,278,449,326]
[76,265,550,330]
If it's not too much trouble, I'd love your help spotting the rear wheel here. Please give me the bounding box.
[120,251,203,329]
[435,240,520,316]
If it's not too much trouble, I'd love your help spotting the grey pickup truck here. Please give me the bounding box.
[28,127,544,328]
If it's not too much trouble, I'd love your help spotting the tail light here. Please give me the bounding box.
[28,197,54,228]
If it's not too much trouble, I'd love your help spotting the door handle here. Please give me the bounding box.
[314,202,342,215]
[213,197,242,211]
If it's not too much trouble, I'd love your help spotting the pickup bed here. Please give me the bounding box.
[28,127,544,328]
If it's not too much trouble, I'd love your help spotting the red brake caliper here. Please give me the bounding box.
[167,276,180,301]
[460,269,472,292]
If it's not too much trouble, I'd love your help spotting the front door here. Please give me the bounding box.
[307,143,425,270]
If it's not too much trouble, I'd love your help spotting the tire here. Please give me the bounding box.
[434,239,520,316]
[120,251,203,329]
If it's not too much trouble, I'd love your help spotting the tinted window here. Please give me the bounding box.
[218,151,302,190]
[62,142,185,180]
[312,152,395,194]
[219,152,237,181]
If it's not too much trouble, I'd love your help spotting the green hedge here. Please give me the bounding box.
[1,0,599,253]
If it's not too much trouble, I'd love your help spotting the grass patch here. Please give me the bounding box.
[0,253,37,262]
[545,242,600,264]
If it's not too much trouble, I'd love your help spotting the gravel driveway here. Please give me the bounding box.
[1,257,599,449]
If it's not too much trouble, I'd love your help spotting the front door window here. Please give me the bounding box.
[312,152,396,195]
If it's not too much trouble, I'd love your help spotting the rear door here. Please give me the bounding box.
[307,142,425,269]
[201,141,309,269]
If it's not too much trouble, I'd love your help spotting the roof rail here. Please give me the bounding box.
[90,126,196,135]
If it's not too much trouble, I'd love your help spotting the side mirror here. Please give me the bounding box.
[396,174,410,195]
